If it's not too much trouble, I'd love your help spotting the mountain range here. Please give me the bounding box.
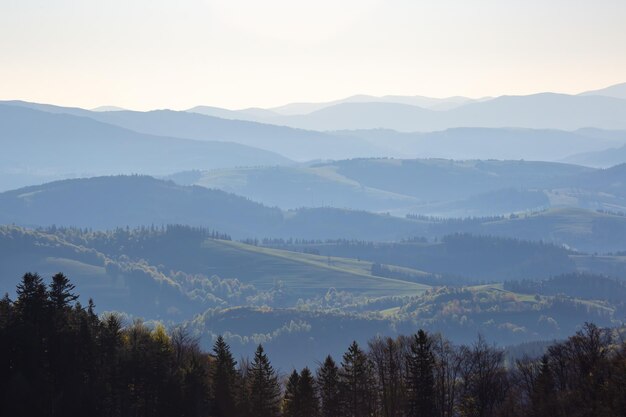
[1,100,383,162]
[2,174,626,252]
[167,159,626,217]
[2,82,626,193]
[261,93,626,132]
[185,82,626,132]
[0,104,291,190]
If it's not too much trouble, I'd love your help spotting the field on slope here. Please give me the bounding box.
[0,226,430,315]
[195,239,431,298]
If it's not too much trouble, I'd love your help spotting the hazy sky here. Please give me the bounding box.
[1,0,626,110]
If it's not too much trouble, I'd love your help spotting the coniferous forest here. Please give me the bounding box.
[1,273,625,417]
[4,2,626,416]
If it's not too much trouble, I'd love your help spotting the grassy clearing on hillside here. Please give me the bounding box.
[201,239,430,297]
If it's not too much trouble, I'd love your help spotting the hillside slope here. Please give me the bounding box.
[336,127,626,161]
[565,144,626,168]
[0,176,426,240]
[0,226,429,315]
[168,159,593,214]
[2,175,626,251]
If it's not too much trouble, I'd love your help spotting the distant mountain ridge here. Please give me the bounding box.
[1,100,385,162]
[91,105,128,112]
[579,82,626,100]
[168,158,626,217]
[188,94,479,120]
[4,98,626,167]
[334,127,626,161]
[169,159,594,216]
[186,83,626,132]
[262,93,626,131]
[0,104,292,191]
[565,144,626,168]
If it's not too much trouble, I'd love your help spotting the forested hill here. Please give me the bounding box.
[1,225,624,368]
[3,175,626,250]
[0,175,421,241]
[0,175,284,237]
[264,233,577,281]
[1,273,625,417]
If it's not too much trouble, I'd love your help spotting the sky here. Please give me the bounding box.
[1,0,626,110]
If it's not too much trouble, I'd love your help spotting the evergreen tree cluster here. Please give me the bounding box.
[1,273,625,417]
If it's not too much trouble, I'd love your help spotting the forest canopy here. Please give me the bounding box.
[1,273,625,417]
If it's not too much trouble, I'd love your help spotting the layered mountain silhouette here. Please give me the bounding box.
[334,127,626,161]
[0,104,291,190]
[0,176,420,240]
[2,100,384,161]
[167,159,626,216]
[565,143,626,168]
[185,82,626,132]
[259,94,626,131]
[188,94,478,120]
[2,175,626,251]
[3,81,626,193]
[579,81,626,100]
[5,98,626,168]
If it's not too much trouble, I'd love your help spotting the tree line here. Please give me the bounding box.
[1,273,625,417]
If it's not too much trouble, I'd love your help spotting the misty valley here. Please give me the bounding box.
[2,86,626,417]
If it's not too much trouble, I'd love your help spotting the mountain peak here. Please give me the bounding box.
[579,82,626,100]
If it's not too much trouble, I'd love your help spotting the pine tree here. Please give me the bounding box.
[248,344,281,417]
[406,330,436,417]
[317,355,341,417]
[212,335,239,417]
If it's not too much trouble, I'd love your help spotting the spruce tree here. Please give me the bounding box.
[49,272,78,311]
[15,272,48,323]
[317,355,341,417]
[236,359,252,417]
[299,367,320,417]
[248,344,281,417]
[406,330,435,417]
[531,355,557,417]
[339,341,374,417]
[0,293,11,329]
[212,335,239,417]
[283,370,301,417]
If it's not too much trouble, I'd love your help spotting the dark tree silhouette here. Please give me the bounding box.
[317,355,341,417]
[369,336,406,417]
[211,335,239,417]
[248,344,281,417]
[1,273,625,417]
[298,367,320,417]
[406,330,436,417]
[283,369,301,417]
[48,272,78,311]
[339,341,375,417]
